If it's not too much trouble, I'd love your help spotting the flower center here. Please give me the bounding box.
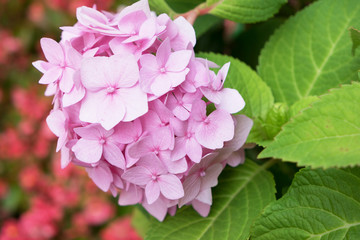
[152,146,160,155]
[186,132,193,139]
[151,175,158,181]
[106,86,116,94]
[199,170,206,177]
[160,67,166,73]
[99,138,106,145]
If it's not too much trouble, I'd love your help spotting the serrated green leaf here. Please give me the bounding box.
[258,0,360,105]
[262,102,289,140]
[350,27,360,54]
[209,0,287,23]
[289,96,319,117]
[197,53,274,119]
[145,160,276,240]
[148,0,177,16]
[259,82,360,168]
[247,103,290,146]
[252,167,360,239]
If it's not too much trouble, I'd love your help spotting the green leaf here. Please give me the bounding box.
[166,0,205,13]
[193,15,223,38]
[148,0,177,16]
[145,160,276,240]
[208,0,287,23]
[258,0,360,105]
[289,96,319,117]
[252,167,360,239]
[350,27,360,54]
[262,103,289,140]
[247,103,289,146]
[259,82,360,168]
[132,207,151,238]
[197,53,274,119]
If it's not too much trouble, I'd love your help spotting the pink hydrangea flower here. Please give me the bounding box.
[34,0,252,221]
[79,54,148,130]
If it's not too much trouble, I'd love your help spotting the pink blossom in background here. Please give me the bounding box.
[100,217,142,240]
[34,0,252,221]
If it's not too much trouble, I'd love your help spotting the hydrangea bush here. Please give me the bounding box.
[27,0,360,239]
[33,0,252,221]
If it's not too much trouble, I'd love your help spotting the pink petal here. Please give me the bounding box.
[200,87,222,104]
[86,163,113,192]
[179,174,200,207]
[40,38,63,64]
[225,115,253,151]
[44,82,57,96]
[117,0,151,19]
[113,120,142,144]
[140,54,158,70]
[65,45,82,68]
[79,91,106,123]
[186,138,202,163]
[72,139,102,164]
[109,37,132,55]
[215,88,245,114]
[137,154,168,175]
[62,83,85,107]
[46,109,66,137]
[226,150,245,167]
[138,17,156,38]
[127,136,152,159]
[150,100,173,123]
[171,137,186,161]
[142,196,168,221]
[108,54,139,88]
[32,60,53,73]
[190,100,206,122]
[61,146,72,169]
[192,199,211,217]
[77,6,110,30]
[74,124,107,140]
[39,67,62,84]
[195,110,234,149]
[145,180,160,204]
[165,50,192,72]
[103,142,125,169]
[121,166,151,185]
[80,91,126,130]
[158,174,184,200]
[156,38,171,67]
[166,70,189,88]
[201,163,223,190]
[151,74,172,96]
[118,184,143,205]
[162,157,187,174]
[81,57,109,91]
[59,67,75,93]
[139,66,158,93]
[173,105,190,121]
[153,128,173,151]
[196,188,212,205]
[218,62,230,84]
[118,84,148,122]
[117,10,146,35]
[173,17,196,50]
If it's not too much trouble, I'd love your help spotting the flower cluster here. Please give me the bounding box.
[33,0,253,221]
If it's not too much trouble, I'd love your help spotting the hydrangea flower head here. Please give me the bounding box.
[34,0,253,221]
